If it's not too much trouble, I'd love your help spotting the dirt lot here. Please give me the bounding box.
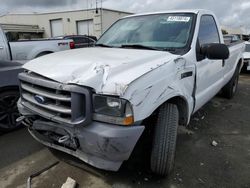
[0,75,250,188]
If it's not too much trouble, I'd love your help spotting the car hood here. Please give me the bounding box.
[23,47,179,96]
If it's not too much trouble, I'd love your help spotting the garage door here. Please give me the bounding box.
[77,20,94,35]
[50,19,63,37]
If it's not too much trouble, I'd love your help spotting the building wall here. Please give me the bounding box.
[37,9,101,37]
[0,9,132,39]
[0,14,39,25]
[102,9,131,34]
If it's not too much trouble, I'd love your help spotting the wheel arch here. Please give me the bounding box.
[238,58,243,70]
[35,51,54,58]
[167,96,189,126]
[146,95,190,126]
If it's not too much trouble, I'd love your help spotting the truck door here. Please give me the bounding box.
[194,15,225,112]
[0,28,11,61]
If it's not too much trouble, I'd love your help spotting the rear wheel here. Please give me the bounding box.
[150,103,179,176]
[0,90,21,132]
[222,66,240,99]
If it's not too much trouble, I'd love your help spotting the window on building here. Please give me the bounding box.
[76,20,94,35]
[50,19,63,37]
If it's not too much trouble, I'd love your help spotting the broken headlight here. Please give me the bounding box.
[93,95,134,126]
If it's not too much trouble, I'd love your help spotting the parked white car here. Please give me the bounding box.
[0,25,75,63]
[18,9,245,176]
[243,41,250,71]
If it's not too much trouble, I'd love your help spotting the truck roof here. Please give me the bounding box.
[124,9,214,18]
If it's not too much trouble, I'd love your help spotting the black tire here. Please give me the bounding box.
[241,63,248,73]
[222,66,240,99]
[150,103,179,176]
[0,90,21,132]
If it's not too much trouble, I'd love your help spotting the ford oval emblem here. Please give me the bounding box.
[34,95,47,104]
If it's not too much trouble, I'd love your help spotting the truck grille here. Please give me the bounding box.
[19,72,92,126]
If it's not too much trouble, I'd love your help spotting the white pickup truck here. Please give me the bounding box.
[18,10,245,176]
[0,26,75,62]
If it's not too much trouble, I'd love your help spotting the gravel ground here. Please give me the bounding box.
[0,75,250,188]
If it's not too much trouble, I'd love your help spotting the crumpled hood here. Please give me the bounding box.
[23,47,179,96]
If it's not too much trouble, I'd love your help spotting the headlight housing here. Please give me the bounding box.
[93,95,134,126]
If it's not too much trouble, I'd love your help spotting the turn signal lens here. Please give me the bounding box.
[123,116,134,126]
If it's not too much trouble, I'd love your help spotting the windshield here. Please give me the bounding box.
[97,13,195,51]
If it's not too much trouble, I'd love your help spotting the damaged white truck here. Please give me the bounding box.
[17,10,244,176]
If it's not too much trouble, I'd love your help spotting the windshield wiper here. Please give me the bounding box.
[120,44,160,51]
[95,43,113,48]
[162,47,177,52]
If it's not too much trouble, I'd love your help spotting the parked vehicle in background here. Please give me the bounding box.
[0,61,23,131]
[52,35,97,48]
[236,34,250,41]
[18,10,244,176]
[243,41,250,72]
[223,34,240,45]
[0,25,75,62]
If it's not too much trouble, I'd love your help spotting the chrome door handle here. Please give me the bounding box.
[0,46,3,49]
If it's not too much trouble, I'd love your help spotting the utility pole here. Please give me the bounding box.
[95,0,103,34]
[87,0,90,37]
[96,0,98,13]
[100,0,103,34]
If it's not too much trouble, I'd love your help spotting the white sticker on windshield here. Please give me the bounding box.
[167,16,191,22]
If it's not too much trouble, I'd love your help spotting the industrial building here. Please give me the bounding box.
[0,8,132,39]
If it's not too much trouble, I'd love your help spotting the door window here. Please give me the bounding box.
[198,15,220,45]
[72,37,84,44]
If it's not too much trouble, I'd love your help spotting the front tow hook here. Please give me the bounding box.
[16,116,26,123]
[58,135,70,143]
[16,116,33,127]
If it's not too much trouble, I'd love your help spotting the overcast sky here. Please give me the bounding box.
[0,0,249,33]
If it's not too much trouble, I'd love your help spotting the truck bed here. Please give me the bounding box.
[9,39,74,61]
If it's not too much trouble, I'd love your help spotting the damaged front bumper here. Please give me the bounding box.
[18,101,144,171]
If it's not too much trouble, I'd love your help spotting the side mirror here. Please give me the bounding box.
[201,43,230,60]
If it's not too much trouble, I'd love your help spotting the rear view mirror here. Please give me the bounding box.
[201,43,230,60]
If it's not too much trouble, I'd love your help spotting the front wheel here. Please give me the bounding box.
[0,90,21,132]
[150,103,179,176]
